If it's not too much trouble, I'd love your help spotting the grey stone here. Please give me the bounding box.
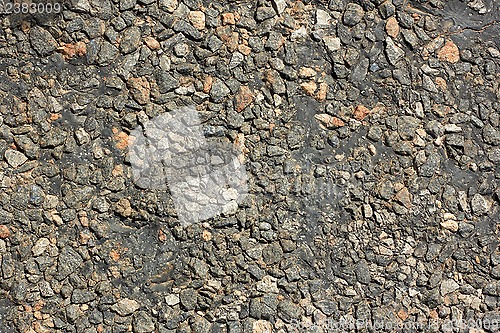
[385,37,404,65]
[159,0,177,12]
[378,180,395,200]
[397,116,420,140]
[440,279,460,295]
[367,126,383,141]
[180,288,197,310]
[379,0,395,19]
[418,151,441,177]
[72,289,97,303]
[350,58,369,82]
[483,124,500,146]
[315,9,331,27]
[156,71,179,93]
[98,41,120,65]
[133,311,155,333]
[210,79,231,102]
[112,299,141,316]
[422,74,438,93]
[5,149,28,168]
[314,300,338,316]
[120,0,136,10]
[271,0,287,14]
[29,27,57,56]
[173,42,190,57]
[343,3,364,26]
[265,31,283,51]
[262,242,283,265]
[471,194,491,216]
[355,260,371,284]
[121,26,142,54]
[57,247,83,279]
[323,36,341,52]
[266,70,286,94]
[173,20,203,40]
[278,299,304,322]
[256,7,276,21]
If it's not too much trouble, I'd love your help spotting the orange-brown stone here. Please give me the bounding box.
[437,40,460,63]
[235,85,254,112]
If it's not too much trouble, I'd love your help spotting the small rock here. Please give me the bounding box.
[127,77,150,105]
[180,288,197,310]
[165,294,180,306]
[210,79,231,102]
[291,26,308,41]
[173,42,190,57]
[386,16,399,38]
[398,116,420,140]
[144,37,160,50]
[29,27,58,56]
[235,85,254,112]
[316,9,331,27]
[173,20,203,40]
[112,299,141,316]
[72,289,97,303]
[440,279,460,295]
[271,0,287,14]
[385,37,405,65]
[343,3,364,26]
[471,194,492,216]
[355,260,371,284]
[262,242,283,264]
[256,275,279,293]
[440,220,458,232]
[32,238,50,256]
[256,7,276,22]
[58,247,83,278]
[159,0,177,12]
[73,0,91,12]
[444,124,462,133]
[133,311,155,333]
[378,180,395,200]
[379,0,395,19]
[58,41,87,59]
[75,128,91,145]
[0,225,10,239]
[323,36,341,52]
[483,125,500,145]
[188,11,206,30]
[488,47,500,58]
[437,40,460,63]
[253,320,272,333]
[300,81,317,96]
[265,70,286,94]
[314,114,345,129]
[5,149,28,168]
[120,26,142,54]
[353,105,371,121]
[222,13,235,25]
[116,198,133,217]
[298,67,316,78]
[265,31,283,50]
[98,41,119,65]
[229,52,244,68]
[363,203,373,218]
[156,71,179,93]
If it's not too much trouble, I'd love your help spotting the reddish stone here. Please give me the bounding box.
[235,85,254,112]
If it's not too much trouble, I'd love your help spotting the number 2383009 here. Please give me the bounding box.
[0,1,62,14]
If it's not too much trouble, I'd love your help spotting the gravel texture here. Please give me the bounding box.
[0,0,499,332]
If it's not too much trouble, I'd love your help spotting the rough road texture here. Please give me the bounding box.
[0,0,499,332]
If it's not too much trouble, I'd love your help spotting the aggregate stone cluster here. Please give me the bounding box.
[0,0,499,332]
